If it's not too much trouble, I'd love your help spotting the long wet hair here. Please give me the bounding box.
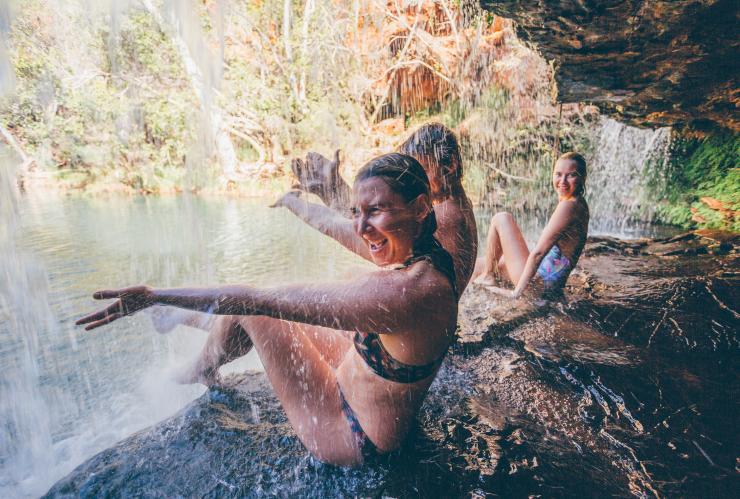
[397,123,463,191]
[355,153,457,292]
[556,152,587,196]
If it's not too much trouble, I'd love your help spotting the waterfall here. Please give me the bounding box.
[466,112,674,240]
[0,147,58,497]
[586,118,672,236]
[0,6,56,493]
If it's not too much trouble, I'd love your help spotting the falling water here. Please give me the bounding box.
[586,118,673,236]
[0,5,58,494]
[0,147,56,497]
[0,1,248,494]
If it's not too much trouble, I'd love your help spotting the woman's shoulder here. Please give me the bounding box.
[409,259,458,305]
[556,197,589,216]
[436,196,476,230]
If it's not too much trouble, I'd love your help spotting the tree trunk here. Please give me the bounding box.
[299,0,315,103]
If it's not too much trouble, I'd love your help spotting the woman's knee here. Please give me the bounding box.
[294,413,361,466]
[492,211,514,226]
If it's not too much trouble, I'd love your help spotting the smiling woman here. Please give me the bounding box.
[472,152,590,299]
[352,154,446,268]
[76,153,459,465]
[353,177,420,265]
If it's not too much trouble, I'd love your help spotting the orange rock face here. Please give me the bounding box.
[483,0,739,132]
[372,117,405,136]
[357,0,516,119]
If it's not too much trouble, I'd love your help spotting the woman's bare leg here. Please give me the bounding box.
[176,316,254,385]
[178,315,352,385]
[239,316,359,465]
[474,212,530,286]
[300,326,353,367]
[178,315,358,463]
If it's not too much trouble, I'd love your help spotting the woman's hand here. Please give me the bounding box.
[291,150,341,196]
[270,190,302,208]
[76,285,155,330]
[290,150,351,209]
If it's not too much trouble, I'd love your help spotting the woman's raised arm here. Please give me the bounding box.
[272,191,372,262]
[77,264,455,334]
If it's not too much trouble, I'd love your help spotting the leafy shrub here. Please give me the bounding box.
[654,134,739,231]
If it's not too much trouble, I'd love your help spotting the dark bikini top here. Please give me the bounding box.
[353,236,458,384]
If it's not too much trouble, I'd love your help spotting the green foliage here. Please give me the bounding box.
[1,3,198,192]
[653,134,739,231]
[218,0,368,159]
[441,83,598,212]
[117,12,180,77]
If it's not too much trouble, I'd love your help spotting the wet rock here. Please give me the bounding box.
[695,229,740,255]
[584,230,738,258]
[583,236,648,256]
[44,374,311,498]
[643,239,709,256]
[695,229,740,245]
[46,366,515,497]
[456,287,544,353]
[481,0,740,132]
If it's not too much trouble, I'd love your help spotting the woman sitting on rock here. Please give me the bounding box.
[77,153,459,466]
[472,152,590,299]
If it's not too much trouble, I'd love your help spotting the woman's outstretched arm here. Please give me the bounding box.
[77,264,455,333]
[510,201,579,297]
[273,191,372,262]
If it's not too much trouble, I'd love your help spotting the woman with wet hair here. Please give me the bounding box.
[472,152,590,298]
[78,153,459,465]
[396,123,477,294]
[397,122,463,201]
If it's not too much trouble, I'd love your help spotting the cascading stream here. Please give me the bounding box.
[587,118,673,236]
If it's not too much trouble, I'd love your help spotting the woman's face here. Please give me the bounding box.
[552,159,583,199]
[352,177,428,266]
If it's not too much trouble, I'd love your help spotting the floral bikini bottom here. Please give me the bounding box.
[536,244,572,296]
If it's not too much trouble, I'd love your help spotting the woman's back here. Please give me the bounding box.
[434,191,478,294]
[551,196,589,264]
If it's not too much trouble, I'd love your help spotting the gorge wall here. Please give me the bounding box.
[481,0,739,133]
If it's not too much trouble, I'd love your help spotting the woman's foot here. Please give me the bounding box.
[149,306,184,334]
[173,323,255,387]
[474,273,498,286]
[172,361,222,387]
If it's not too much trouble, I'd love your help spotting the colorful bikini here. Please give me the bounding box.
[536,244,573,297]
[339,237,458,459]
